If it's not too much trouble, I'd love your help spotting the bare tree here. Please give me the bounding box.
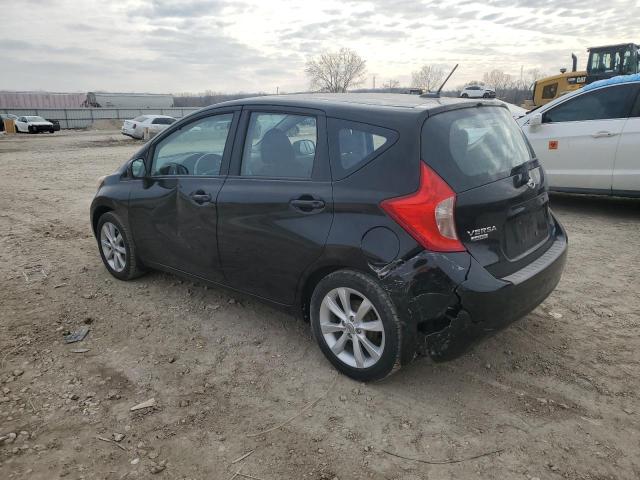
[459,80,485,89]
[482,69,513,97]
[383,79,400,89]
[411,65,445,92]
[305,48,367,93]
[525,68,542,86]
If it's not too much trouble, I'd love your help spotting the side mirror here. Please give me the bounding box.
[528,112,543,127]
[130,158,147,178]
[292,139,316,155]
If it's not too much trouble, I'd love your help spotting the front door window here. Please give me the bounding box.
[543,84,637,123]
[151,114,233,176]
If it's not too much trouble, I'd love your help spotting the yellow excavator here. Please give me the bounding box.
[530,43,640,106]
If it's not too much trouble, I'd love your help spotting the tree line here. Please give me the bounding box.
[172,49,551,107]
[173,91,267,107]
[305,48,551,104]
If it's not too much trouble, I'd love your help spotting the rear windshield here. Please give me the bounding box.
[421,106,532,192]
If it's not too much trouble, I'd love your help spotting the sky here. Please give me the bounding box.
[1,0,638,94]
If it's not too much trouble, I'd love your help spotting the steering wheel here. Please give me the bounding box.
[158,162,189,176]
[194,153,222,176]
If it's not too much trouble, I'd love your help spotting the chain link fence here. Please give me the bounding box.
[0,107,200,129]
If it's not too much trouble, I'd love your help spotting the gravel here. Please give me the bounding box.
[1,130,639,479]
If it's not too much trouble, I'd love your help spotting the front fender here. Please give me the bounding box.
[90,180,131,237]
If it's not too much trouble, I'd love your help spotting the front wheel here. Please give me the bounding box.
[310,270,402,381]
[461,93,469,98]
[96,212,145,280]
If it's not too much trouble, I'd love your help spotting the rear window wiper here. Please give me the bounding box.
[510,160,533,187]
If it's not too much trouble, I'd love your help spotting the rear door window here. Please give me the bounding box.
[240,112,317,179]
[328,119,397,180]
[421,106,532,192]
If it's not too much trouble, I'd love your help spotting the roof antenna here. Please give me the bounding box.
[421,64,459,98]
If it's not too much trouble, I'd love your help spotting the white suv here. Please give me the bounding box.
[518,75,640,197]
[460,85,496,98]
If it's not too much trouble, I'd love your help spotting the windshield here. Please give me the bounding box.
[421,106,532,192]
[589,45,637,75]
[27,116,46,122]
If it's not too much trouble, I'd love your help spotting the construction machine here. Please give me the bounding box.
[530,43,640,107]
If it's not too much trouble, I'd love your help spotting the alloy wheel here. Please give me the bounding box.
[100,222,126,272]
[319,287,385,369]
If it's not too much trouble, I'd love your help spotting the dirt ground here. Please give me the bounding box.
[1,130,639,480]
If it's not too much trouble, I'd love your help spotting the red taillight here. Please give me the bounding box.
[380,162,465,252]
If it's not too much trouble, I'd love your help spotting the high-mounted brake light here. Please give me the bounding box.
[380,162,465,252]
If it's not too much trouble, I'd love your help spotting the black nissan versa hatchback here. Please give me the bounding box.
[91,94,568,381]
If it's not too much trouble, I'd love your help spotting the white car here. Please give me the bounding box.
[518,74,640,196]
[122,115,176,139]
[14,115,55,134]
[460,85,496,99]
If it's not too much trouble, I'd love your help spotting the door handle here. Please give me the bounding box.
[190,190,212,204]
[591,131,618,138]
[290,196,325,213]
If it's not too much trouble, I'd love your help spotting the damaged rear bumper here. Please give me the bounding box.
[381,221,568,363]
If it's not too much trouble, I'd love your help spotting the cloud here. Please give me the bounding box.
[0,0,638,93]
[129,0,238,19]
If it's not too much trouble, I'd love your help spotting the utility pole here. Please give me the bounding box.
[373,75,376,89]
[276,86,279,95]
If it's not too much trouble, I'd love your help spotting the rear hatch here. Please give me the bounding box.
[421,104,554,278]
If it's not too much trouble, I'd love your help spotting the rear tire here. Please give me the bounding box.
[483,93,490,98]
[96,212,145,281]
[310,270,402,382]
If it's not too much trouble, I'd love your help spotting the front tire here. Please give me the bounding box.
[310,270,402,381]
[461,93,469,98]
[96,212,145,281]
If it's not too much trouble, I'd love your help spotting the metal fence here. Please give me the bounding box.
[0,107,200,129]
